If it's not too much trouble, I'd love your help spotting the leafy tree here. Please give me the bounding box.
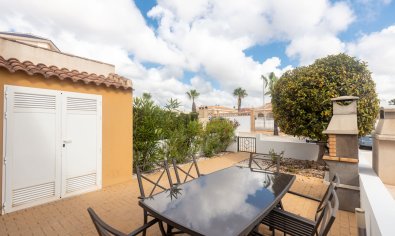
[186,89,200,113]
[233,87,248,112]
[389,99,395,105]
[272,54,379,159]
[264,72,280,136]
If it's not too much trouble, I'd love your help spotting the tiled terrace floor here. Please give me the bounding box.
[0,152,356,235]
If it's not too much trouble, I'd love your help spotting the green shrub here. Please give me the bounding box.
[134,95,203,171]
[133,95,165,171]
[202,118,237,157]
[134,95,237,171]
[268,148,284,164]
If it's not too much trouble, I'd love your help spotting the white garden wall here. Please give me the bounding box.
[228,133,319,161]
[359,150,395,236]
[221,115,251,133]
[255,135,319,161]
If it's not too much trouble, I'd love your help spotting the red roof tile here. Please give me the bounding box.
[0,56,132,90]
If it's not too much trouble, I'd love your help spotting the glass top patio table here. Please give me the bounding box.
[139,166,295,236]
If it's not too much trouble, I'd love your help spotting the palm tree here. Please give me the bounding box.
[142,92,152,100]
[233,87,248,112]
[165,98,181,111]
[261,75,269,106]
[265,72,279,135]
[186,89,200,113]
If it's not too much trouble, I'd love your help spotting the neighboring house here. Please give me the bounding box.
[0,32,60,51]
[198,105,236,120]
[198,103,273,119]
[198,103,274,132]
[0,33,133,214]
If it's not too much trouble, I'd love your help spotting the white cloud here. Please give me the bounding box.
[286,34,345,65]
[150,0,355,98]
[347,25,395,102]
[4,0,391,110]
[0,0,183,65]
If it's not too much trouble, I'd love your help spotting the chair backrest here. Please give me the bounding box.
[88,207,127,236]
[248,153,280,173]
[315,174,339,220]
[172,156,201,184]
[312,187,339,236]
[135,160,174,199]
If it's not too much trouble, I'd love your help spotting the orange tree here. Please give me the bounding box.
[272,54,379,158]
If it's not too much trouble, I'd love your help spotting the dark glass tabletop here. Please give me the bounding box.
[139,166,295,236]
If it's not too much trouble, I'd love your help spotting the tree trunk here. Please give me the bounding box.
[316,141,327,165]
[238,98,241,112]
[273,119,279,136]
[192,100,196,113]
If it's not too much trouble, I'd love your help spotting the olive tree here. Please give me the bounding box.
[272,54,379,158]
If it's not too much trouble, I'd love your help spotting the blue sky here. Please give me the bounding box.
[1,0,395,109]
[138,0,395,108]
[133,0,395,109]
[135,0,395,69]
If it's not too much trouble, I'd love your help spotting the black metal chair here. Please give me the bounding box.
[256,175,340,236]
[288,174,339,210]
[172,156,203,184]
[135,161,174,236]
[248,152,281,173]
[87,207,158,236]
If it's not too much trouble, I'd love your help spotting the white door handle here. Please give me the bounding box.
[63,139,72,144]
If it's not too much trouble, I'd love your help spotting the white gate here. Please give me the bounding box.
[2,85,102,213]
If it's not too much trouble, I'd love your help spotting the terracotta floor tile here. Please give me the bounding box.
[0,152,356,236]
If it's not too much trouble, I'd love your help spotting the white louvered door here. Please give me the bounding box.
[61,92,102,197]
[2,86,102,214]
[3,86,62,213]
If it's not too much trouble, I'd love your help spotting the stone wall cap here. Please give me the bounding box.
[323,130,359,135]
[375,134,395,141]
[331,96,359,101]
[381,107,395,112]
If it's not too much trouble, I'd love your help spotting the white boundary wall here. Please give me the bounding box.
[220,116,251,133]
[227,133,319,161]
[255,135,319,161]
[359,150,395,236]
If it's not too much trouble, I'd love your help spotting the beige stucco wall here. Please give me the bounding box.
[0,37,114,76]
[0,69,133,206]
[373,139,395,185]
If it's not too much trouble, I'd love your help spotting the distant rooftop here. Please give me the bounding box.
[0,31,60,52]
[0,32,48,40]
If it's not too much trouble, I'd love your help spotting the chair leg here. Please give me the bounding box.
[278,200,284,210]
[143,211,148,236]
[167,224,173,235]
[158,221,167,236]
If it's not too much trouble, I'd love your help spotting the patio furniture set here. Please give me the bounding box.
[87,154,340,236]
